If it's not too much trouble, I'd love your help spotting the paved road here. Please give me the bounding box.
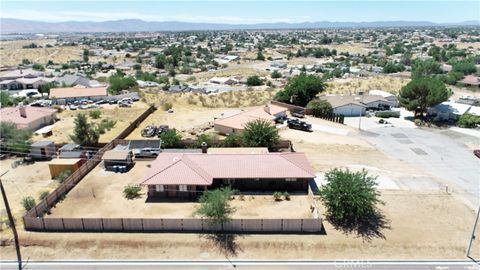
[1,260,478,270]
[360,125,480,207]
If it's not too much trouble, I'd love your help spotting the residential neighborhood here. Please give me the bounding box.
[0,1,480,269]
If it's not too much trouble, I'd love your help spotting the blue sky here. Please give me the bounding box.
[1,1,478,24]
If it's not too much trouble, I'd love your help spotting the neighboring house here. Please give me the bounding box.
[49,86,108,104]
[58,143,88,159]
[460,75,480,87]
[428,101,473,121]
[0,106,57,130]
[207,147,269,154]
[0,68,44,81]
[0,68,52,90]
[360,95,392,110]
[141,152,315,199]
[369,90,399,107]
[54,74,102,88]
[137,80,160,88]
[214,103,288,134]
[168,85,192,93]
[209,77,237,85]
[319,96,366,116]
[30,141,56,160]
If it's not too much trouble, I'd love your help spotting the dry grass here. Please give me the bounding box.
[326,76,410,95]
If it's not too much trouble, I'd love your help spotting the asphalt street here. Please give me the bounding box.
[1,261,478,270]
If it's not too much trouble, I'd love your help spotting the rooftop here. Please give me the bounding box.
[49,86,107,99]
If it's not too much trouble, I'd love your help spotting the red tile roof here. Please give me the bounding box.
[49,86,107,99]
[141,152,315,186]
[0,106,56,129]
[461,75,480,86]
[214,104,287,130]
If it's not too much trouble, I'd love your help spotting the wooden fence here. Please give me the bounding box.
[115,105,157,140]
[23,217,323,234]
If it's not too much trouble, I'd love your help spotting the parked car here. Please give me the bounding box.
[291,109,305,118]
[275,115,288,124]
[156,125,170,136]
[118,102,131,108]
[109,99,118,104]
[69,104,78,110]
[119,98,133,104]
[135,148,161,158]
[96,99,108,105]
[142,125,157,137]
[287,119,312,132]
[79,104,89,110]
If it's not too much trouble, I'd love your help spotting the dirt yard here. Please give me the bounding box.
[0,189,475,260]
[326,76,410,95]
[32,102,150,144]
[0,159,57,236]
[47,161,312,219]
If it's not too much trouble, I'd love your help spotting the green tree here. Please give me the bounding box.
[83,49,89,63]
[411,59,442,79]
[195,187,235,226]
[223,133,240,147]
[159,129,182,148]
[0,122,32,155]
[69,114,99,146]
[273,74,326,106]
[319,168,386,238]
[0,92,14,107]
[241,119,280,148]
[399,78,450,118]
[246,75,263,86]
[89,109,101,119]
[108,75,138,95]
[155,54,167,69]
[306,100,333,115]
[256,51,265,61]
[271,70,282,79]
[457,113,480,128]
[452,61,477,75]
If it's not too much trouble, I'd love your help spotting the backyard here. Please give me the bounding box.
[47,161,313,219]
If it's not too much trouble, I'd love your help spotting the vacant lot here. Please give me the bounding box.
[326,76,409,95]
[32,102,149,144]
[48,161,312,219]
[0,158,56,237]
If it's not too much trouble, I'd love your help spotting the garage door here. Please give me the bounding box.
[334,105,364,116]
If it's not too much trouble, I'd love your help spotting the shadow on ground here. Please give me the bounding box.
[201,233,244,256]
[327,209,391,241]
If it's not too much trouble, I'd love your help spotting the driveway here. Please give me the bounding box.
[360,125,480,208]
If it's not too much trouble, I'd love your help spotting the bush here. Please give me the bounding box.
[271,70,282,79]
[96,119,117,134]
[273,192,283,201]
[55,170,72,183]
[195,187,236,225]
[223,134,240,147]
[242,119,280,148]
[162,102,173,111]
[375,111,400,118]
[457,113,480,128]
[246,75,263,86]
[21,196,36,211]
[160,129,182,148]
[283,191,290,201]
[89,110,101,119]
[123,185,142,199]
[39,190,50,200]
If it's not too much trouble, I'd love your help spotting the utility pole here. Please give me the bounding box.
[467,205,480,263]
[0,171,22,270]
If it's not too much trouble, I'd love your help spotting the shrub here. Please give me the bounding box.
[162,102,173,111]
[273,192,283,201]
[160,129,182,148]
[195,187,235,225]
[283,191,290,201]
[457,113,480,128]
[223,133,240,147]
[246,75,263,86]
[55,170,72,183]
[21,196,36,211]
[39,190,50,200]
[375,111,400,118]
[123,185,142,199]
[241,119,280,148]
[89,110,101,119]
[271,70,282,79]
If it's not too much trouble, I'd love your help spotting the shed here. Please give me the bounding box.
[30,141,56,160]
[102,149,134,171]
[48,158,82,179]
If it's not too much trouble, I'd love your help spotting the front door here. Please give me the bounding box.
[167,185,177,197]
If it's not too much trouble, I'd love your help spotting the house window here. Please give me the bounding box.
[155,185,164,192]
[179,185,188,192]
[285,178,297,182]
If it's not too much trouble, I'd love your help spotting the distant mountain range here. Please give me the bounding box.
[1,18,479,33]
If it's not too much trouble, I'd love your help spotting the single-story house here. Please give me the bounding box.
[460,75,480,87]
[428,101,473,121]
[141,152,315,199]
[0,68,44,81]
[207,147,269,154]
[214,103,288,134]
[54,74,100,88]
[0,77,53,90]
[48,158,82,179]
[49,86,108,104]
[209,77,238,85]
[102,147,134,171]
[360,95,392,110]
[30,141,56,160]
[58,143,88,159]
[319,96,366,116]
[0,106,57,130]
[369,90,399,107]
